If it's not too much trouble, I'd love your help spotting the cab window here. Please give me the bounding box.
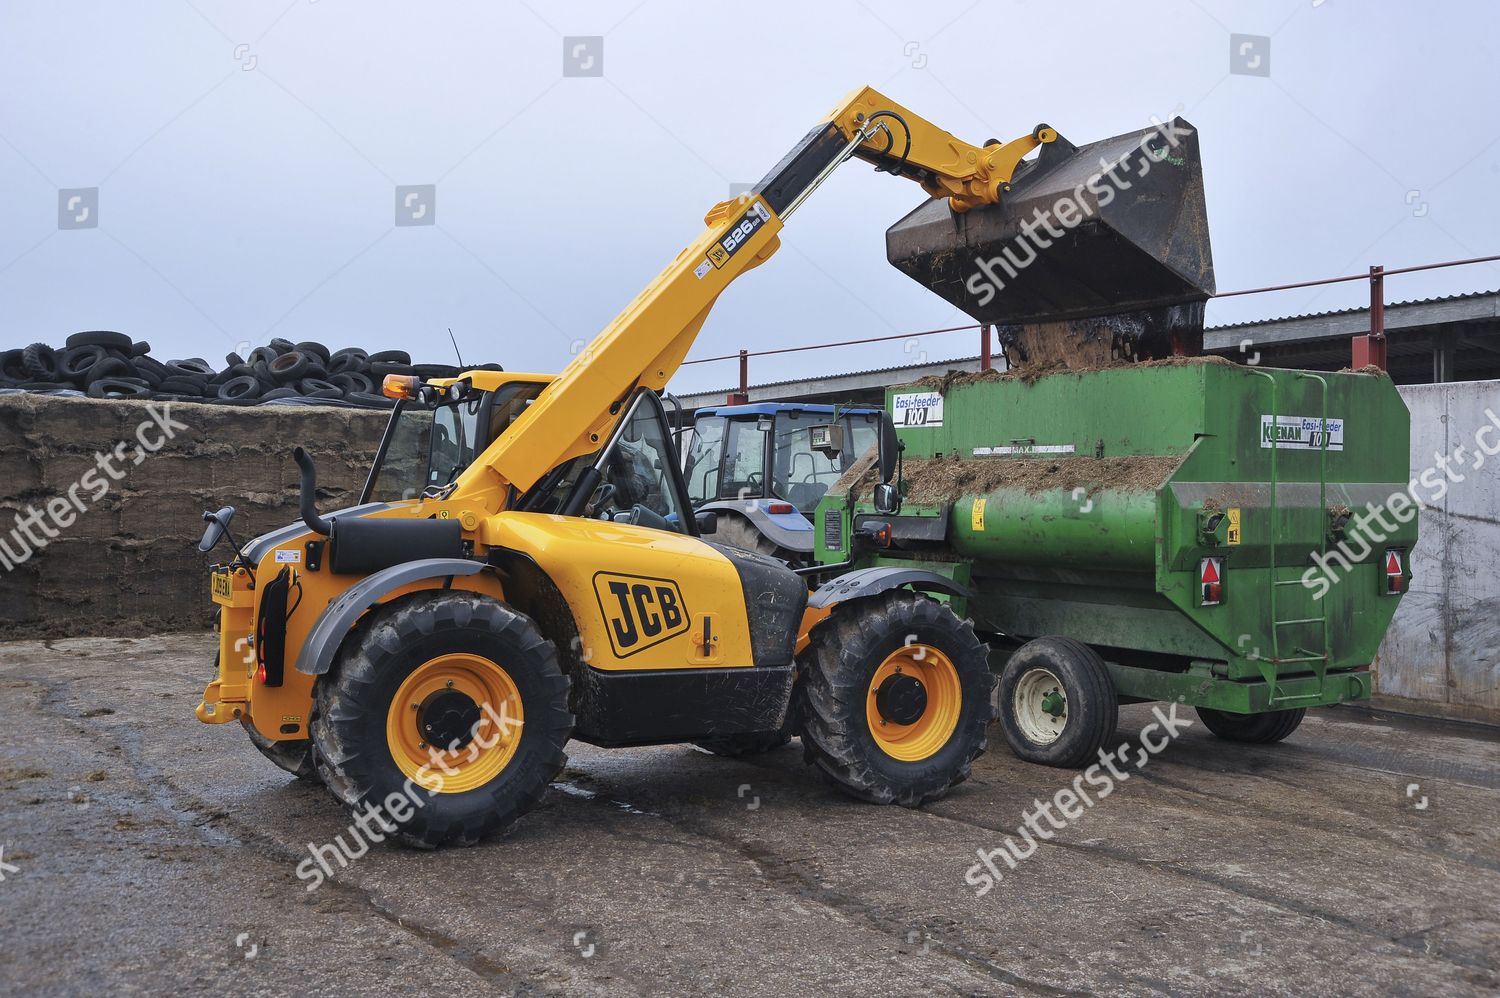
[684,416,726,505]
[721,418,767,499]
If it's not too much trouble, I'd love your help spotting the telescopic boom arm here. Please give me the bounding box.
[468,86,1053,504]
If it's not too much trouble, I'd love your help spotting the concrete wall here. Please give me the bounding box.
[0,394,387,639]
[1376,381,1500,724]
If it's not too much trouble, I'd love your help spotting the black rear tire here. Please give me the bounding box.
[1196,706,1305,743]
[795,591,994,806]
[311,591,573,849]
[694,729,793,757]
[998,636,1118,768]
[712,512,806,569]
[242,718,319,780]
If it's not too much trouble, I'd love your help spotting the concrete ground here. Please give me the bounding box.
[1,634,1496,997]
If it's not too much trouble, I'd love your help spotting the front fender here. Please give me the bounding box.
[807,566,971,610]
[295,558,486,676]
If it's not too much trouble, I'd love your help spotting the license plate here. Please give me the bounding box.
[210,570,233,604]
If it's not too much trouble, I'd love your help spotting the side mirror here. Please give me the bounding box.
[873,482,901,516]
[198,506,236,553]
[695,510,718,534]
[877,414,901,484]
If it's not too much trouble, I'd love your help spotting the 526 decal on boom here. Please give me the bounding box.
[592,572,691,658]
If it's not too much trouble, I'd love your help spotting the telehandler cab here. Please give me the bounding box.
[196,86,1201,847]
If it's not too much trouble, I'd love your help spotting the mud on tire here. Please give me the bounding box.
[311,590,573,849]
[794,590,994,807]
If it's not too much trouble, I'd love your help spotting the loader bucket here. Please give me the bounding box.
[885,116,1215,340]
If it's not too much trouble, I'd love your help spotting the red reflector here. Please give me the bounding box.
[256,663,267,684]
[1384,549,1405,594]
[1200,557,1223,606]
[766,503,795,515]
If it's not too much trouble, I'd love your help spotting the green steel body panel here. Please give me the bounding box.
[815,363,1415,714]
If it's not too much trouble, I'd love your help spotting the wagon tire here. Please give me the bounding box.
[1196,707,1305,744]
[998,636,1117,768]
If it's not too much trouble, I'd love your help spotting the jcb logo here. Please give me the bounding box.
[593,572,689,658]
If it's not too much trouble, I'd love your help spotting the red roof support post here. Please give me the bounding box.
[1351,265,1388,371]
[726,349,750,405]
[980,324,993,371]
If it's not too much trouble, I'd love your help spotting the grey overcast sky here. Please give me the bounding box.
[2,0,1497,394]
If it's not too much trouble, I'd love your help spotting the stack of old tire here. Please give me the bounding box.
[0,332,501,408]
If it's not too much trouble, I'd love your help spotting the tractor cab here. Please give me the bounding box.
[681,403,881,562]
[685,403,881,515]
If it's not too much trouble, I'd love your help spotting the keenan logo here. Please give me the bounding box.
[1259,414,1344,452]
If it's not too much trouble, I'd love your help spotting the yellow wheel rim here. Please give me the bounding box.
[385,653,524,794]
[865,644,962,762]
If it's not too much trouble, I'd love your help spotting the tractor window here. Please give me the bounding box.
[771,411,845,515]
[845,413,879,468]
[721,419,767,500]
[584,392,691,533]
[684,416,726,506]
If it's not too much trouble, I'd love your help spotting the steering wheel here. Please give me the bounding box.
[587,482,618,519]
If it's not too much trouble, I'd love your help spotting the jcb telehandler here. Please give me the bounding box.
[196,86,1206,847]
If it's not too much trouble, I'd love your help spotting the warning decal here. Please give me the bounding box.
[971,497,986,532]
[1226,507,1241,545]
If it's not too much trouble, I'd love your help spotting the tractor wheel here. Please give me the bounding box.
[794,590,994,806]
[1196,706,1305,744]
[241,718,319,781]
[311,591,573,849]
[712,513,805,569]
[998,636,1118,768]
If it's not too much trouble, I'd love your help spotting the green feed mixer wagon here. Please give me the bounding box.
[812,363,1415,765]
[803,117,1415,766]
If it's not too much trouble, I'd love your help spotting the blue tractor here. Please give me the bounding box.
[683,402,883,565]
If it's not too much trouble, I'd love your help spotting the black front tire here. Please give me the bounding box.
[795,591,995,807]
[311,591,573,849]
[1196,706,1305,743]
[998,636,1118,768]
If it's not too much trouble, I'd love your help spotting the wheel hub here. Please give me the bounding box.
[418,689,482,750]
[874,673,928,726]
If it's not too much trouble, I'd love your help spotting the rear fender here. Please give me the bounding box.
[698,499,815,554]
[296,558,486,676]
